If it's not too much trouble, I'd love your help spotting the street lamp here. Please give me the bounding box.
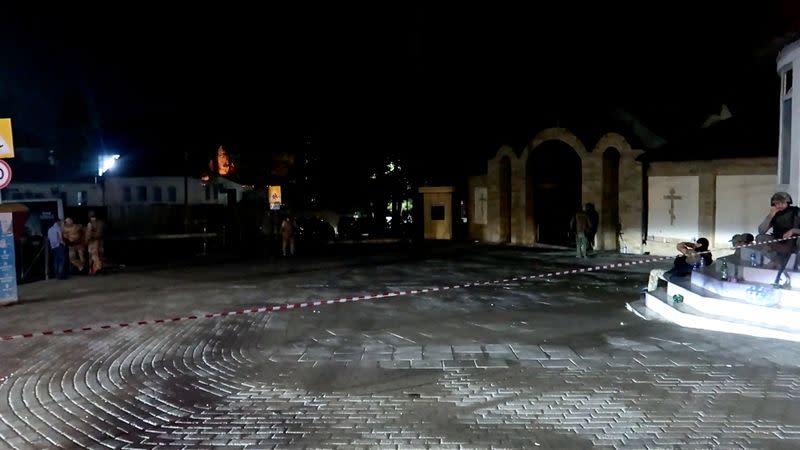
[98,154,120,176]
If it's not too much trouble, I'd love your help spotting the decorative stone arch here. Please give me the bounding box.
[516,128,593,245]
[521,127,590,163]
[591,132,644,252]
[485,145,520,244]
[592,132,636,159]
[490,145,518,163]
[472,129,645,253]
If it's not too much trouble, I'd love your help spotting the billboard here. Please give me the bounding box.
[268,185,282,210]
[0,119,15,159]
[0,212,17,305]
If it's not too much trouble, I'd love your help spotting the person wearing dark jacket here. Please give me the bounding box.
[756,191,800,285]
[647,238,712,291]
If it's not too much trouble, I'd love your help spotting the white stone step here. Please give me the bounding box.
[740,265,800,287]
[643,289,800,342]
[625,298,659,321]
[666,280,800,329]
[688,270,800,308]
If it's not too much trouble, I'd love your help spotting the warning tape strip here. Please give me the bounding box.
[0,237,793,342]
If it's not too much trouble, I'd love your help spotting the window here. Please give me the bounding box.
[786,69,794,95]
[136,186,147,202]
[205,184,211,201]
[123,186,132,202]
[153,186,163,202]
[77,191,88,206]
[431,205,445,221]
[168,186,177,202]
[781,97,793,184]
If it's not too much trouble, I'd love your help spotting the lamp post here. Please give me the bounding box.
[183,150,191,233]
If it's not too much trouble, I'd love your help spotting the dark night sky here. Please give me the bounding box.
[2,4,800,182]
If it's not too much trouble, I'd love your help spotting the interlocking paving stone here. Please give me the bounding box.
[6,248,800,449]
[510,345,549,360]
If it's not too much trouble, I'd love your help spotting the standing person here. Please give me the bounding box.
[47,219,67,280]
[570,207,591,258]
[62,217,86,273]
[85,211,106,274]
[584,203,599,252]
[280,215,295,257]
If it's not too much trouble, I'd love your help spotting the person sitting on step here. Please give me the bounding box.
[646,238,712,292]
[756,191,800,286]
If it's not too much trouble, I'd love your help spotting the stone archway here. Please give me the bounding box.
[521,128,589,246]
[601,147,621,250]
[475,130,643,252]
[591,133,644,252]
[499,155,512,243]
[485,145,519,244]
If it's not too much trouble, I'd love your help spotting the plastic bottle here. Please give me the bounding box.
[750,253,758,267]
[694,256,705,270]
[720,260,728,281]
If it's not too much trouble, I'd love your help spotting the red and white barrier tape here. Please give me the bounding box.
[0,237,793,342]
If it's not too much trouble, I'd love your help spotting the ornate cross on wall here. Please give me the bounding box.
[475,187,488,225]
[663,187,682,226]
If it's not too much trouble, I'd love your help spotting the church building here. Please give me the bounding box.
[467,110,779,256]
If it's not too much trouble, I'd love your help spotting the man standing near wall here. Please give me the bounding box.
[281,215,296,257]
[47,219,66,280]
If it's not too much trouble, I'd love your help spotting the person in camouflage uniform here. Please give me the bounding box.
[85,211,105,274]
[62,217,86,273]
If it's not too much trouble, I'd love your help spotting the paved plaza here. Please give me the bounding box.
[2,244,800,449]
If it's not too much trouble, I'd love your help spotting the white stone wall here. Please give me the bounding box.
[714,174,777,246]
[648,176,700,243]
[646,157,777,256]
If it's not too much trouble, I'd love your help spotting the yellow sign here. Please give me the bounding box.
[0,119,14,159]
[268,185,282,208]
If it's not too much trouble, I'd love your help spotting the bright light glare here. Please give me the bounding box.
[98,154,120,176]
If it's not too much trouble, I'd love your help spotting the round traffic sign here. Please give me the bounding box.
[0,160,12,189]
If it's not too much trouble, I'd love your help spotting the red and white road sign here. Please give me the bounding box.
[0,160,12,189]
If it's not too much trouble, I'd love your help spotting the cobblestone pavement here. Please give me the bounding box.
[2,245,800,449]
